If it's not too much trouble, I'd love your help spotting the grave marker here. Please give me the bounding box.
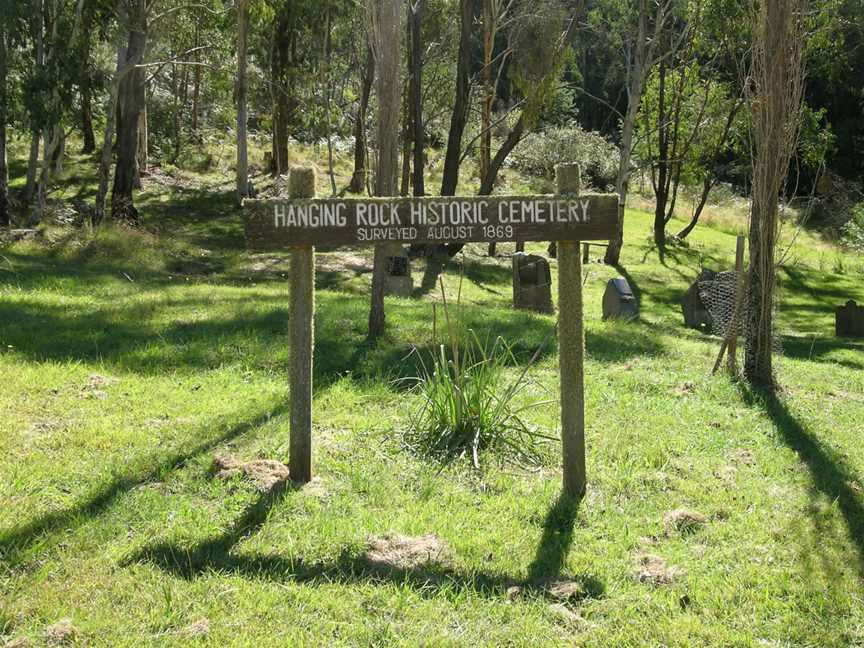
[244,164,619,499]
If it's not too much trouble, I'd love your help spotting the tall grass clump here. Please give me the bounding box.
[404,279,554,469]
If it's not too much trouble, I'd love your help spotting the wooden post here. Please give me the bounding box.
[556,164,586,499]
[727,235,746,375]
[289,167,316,483]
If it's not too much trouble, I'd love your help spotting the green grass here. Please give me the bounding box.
[1,140,864,646]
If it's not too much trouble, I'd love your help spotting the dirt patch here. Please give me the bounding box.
[179,619,210,638]
[663,509,708,535]
[44,619,77,645]
[79,374,119,400]
[548,603,584,625]
[363,534,452,572]
[3,638,31,648]
[316,252,373,275]
[728,449,756,466]
[633,553,685,585]
[673,382,696,396]
[544,579,597,603]
[213,455,290,492]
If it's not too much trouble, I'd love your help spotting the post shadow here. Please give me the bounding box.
[741,386,864,577]
[132,488,603,603]
[0,404,287,565]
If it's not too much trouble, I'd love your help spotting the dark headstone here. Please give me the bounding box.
[512,253,553,313]
[603,278,639,321]
[682,269,742,334]
[836,300,864,338]
[682,269,716,330]
[384,248,413,297]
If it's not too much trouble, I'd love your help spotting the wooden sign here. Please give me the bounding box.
[246,164,610,500]
[244,194,619,249]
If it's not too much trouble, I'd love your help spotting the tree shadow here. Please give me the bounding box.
[738,386,864,577]
[130,487,604,603]
[0,403,287,566]
[781,335,864,371]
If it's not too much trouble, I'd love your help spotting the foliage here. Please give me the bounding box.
[840,203,864,252]
[510,125,620,190]
[405,285,553,469]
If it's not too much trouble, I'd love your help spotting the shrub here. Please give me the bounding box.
[404,283,554,469]
[840,203,864,252]
[510,125,620,191]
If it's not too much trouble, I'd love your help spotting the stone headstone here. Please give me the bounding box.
[682,269,716,330]
[682,269,742,334]
[836,300,864,338]
[603,278,638,321]
[384,248,414,297]
[512,253,553,313]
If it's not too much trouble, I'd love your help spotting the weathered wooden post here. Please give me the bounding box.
[727,235,746,374]
[556,164,586,499]
[289,167,315,483]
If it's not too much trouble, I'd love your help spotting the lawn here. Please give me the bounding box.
[1,147,864,646]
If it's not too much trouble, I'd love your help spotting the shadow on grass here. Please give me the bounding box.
[740,386,864,577]
[781,335,864,371]
[130,487,604,603]
[0,403,287,566]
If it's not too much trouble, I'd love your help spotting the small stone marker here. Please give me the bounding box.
[602,278,638,321]
[512,253,553,314]
[836,300,864,338]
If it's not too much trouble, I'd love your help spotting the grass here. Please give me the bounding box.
[1,137,864,646]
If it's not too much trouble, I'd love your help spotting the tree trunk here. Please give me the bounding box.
[350,45,375,194]
[0,27,7,228]
[95,46,124,224]
[235,0,250,203]
[676,175,713,239]
[605,0,652,266]
[653,57,670,247]
[110,0,147,223]
[744,0,804,389]
[24,133,40,206]
[81,83,96,154]
[440,0,473,196]
[410,0,425,197]
[79,7,96,154]
[368,0,402,340]
[272,10,292,176]
[191,27,201,136]
[479,116,525,195]
[480,0,493,185]
[136,99,148,181]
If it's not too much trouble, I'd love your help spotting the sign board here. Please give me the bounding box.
[244,195,619,249]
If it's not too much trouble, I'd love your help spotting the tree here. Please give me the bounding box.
[110,0,148,223]
[367,0,403,339]
[0,22,8,228]
[349,43,375,194]
[744,0,805,388]
[439,0,473,196]
[236,0,251,204]
[409,0,425,197]
[603,0,681,266]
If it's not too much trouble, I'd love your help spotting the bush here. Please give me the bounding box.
[404,285,554,469]
[840,203,864,252]
[510,125,620,191]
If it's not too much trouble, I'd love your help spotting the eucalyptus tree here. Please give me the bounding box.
[744,0,805,388]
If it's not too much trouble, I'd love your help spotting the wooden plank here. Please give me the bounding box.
[244,194,619,249]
